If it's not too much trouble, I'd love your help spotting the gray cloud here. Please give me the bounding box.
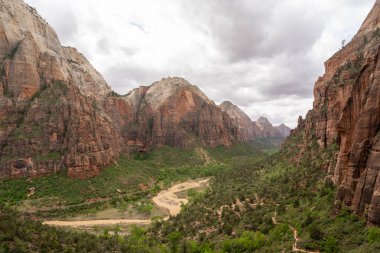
[181,0,325,62]
[26,1,79,44]
[24,0,376,127]
[97,37,111,54]
[129,22,147,33]
[104,65,164,94]
[55,10,78,43]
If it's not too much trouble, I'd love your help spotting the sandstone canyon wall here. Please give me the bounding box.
[0,0,122,179]
[284,0,380,225]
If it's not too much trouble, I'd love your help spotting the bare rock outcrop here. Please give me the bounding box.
[219,101,257,141]
[0,0,120,179]
[284,0,380,225]
[109,78,237,149]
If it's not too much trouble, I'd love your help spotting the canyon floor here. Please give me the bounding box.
[43,178,210,228]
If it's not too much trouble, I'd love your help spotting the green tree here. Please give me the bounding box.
[309,223,324,241]
[222,231,265,253]
[168,231,183,253]
[323,236,339,253]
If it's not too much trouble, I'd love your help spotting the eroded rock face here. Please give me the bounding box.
[286,0,380,225]
[219,102,291,140]
[219,101,257,141]
[108,78,237,149]
[0,0,121,179]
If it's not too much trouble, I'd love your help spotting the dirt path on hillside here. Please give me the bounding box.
[195,147,214,165]
[290,226,320,253]
[43,178,210,227]
[272,212,320,253]
[43,219,151,227]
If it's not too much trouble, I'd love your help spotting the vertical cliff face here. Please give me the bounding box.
[0,0,122,179]
[286,0,380,225]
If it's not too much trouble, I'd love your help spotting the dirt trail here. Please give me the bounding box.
[152,178,209,216]
[44,219,151,227]
[290,226,320,253]
[195,147,214,165]
[43,178,210,228]
[272,212,320,253]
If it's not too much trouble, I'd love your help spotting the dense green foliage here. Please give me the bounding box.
[152,146,379,252]
[0,205,126,253]
[0,146,230,218]
[0,139,378,252]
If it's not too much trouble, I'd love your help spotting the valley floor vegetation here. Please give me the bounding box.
[1,139,379,252]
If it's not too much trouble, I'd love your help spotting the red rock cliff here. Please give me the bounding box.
[107,78,238,149]
[0,0,122,179]
[286,0,380,225]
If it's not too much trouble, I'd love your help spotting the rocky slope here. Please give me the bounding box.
[219,101,291,140]
[284,0,380,225]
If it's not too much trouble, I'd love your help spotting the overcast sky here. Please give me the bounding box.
[25,0,374,127]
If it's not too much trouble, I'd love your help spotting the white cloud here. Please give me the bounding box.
[25,0,375,127]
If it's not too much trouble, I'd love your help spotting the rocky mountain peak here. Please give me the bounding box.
[275,124,291,137]
[131,77,213,111]
[256,116,271,126]
[219,101,291,140]
[219,100,234,108]
[0,0,288,180]
[219,101,251,121]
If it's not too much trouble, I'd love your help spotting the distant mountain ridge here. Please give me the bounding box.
[219,101,291,140]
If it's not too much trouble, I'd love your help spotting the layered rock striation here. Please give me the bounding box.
[285,0,380,225]
[109,78,238,149]
[0,0,122,179]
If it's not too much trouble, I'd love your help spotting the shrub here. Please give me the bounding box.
[222,231,265,253]
[367,227,380,244]
[308,223,324,240]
